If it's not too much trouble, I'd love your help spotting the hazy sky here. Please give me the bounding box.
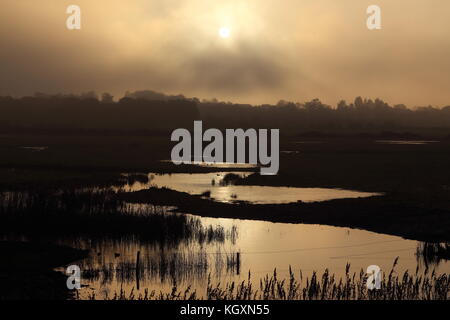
[1,0,450,107]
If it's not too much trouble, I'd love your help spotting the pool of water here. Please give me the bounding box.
[2,166,444,300]
[121,172,382,204]
[69,215,450,300]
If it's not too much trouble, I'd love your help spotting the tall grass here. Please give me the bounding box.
[0,190,231,245]
[80,250,241,285]
[85,259,449,300]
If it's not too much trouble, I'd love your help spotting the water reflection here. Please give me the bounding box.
[121,172,382,204]
[64,216,449,300]
[1,169,447,299]
[376,140,439,145]
[416,242,450,269]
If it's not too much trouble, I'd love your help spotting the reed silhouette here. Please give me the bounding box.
[84,259,450,300]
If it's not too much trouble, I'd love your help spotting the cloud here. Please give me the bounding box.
[1,0,450,106]
[178,41,288,94]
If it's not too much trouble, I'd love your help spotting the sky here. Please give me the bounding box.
[1,0,450,107]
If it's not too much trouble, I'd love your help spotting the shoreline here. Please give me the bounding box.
[121,187,450,243]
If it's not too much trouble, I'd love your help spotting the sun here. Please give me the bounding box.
[218,27,231,38]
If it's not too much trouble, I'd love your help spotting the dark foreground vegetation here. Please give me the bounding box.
[84,259,449,300]
[0,241,88,300]
[0,190,230,245]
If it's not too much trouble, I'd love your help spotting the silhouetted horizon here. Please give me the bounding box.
[6,89,450,109]
[1,90,450,137]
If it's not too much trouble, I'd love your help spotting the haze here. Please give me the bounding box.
[1,0,450,107]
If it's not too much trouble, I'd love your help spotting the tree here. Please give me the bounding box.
[354,96,364,109]
[101,92,114,104]
[337,100,348,111]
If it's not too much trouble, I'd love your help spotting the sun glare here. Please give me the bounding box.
[219,27,231,38]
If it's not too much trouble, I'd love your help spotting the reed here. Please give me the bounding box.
[0,189,232,245]
[84,260,449,300]
[80,250,241,285]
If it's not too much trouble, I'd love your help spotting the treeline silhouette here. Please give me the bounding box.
[1,91,450,136]
[199,97,450,136]
[0,92,198,134]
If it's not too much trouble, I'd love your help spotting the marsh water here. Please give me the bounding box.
[47,170,446,299]
[69,214,450,299]
[119,172,382,204]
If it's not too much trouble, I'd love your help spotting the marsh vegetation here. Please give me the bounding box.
[1,108,450,300]
[83,260,450,300]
